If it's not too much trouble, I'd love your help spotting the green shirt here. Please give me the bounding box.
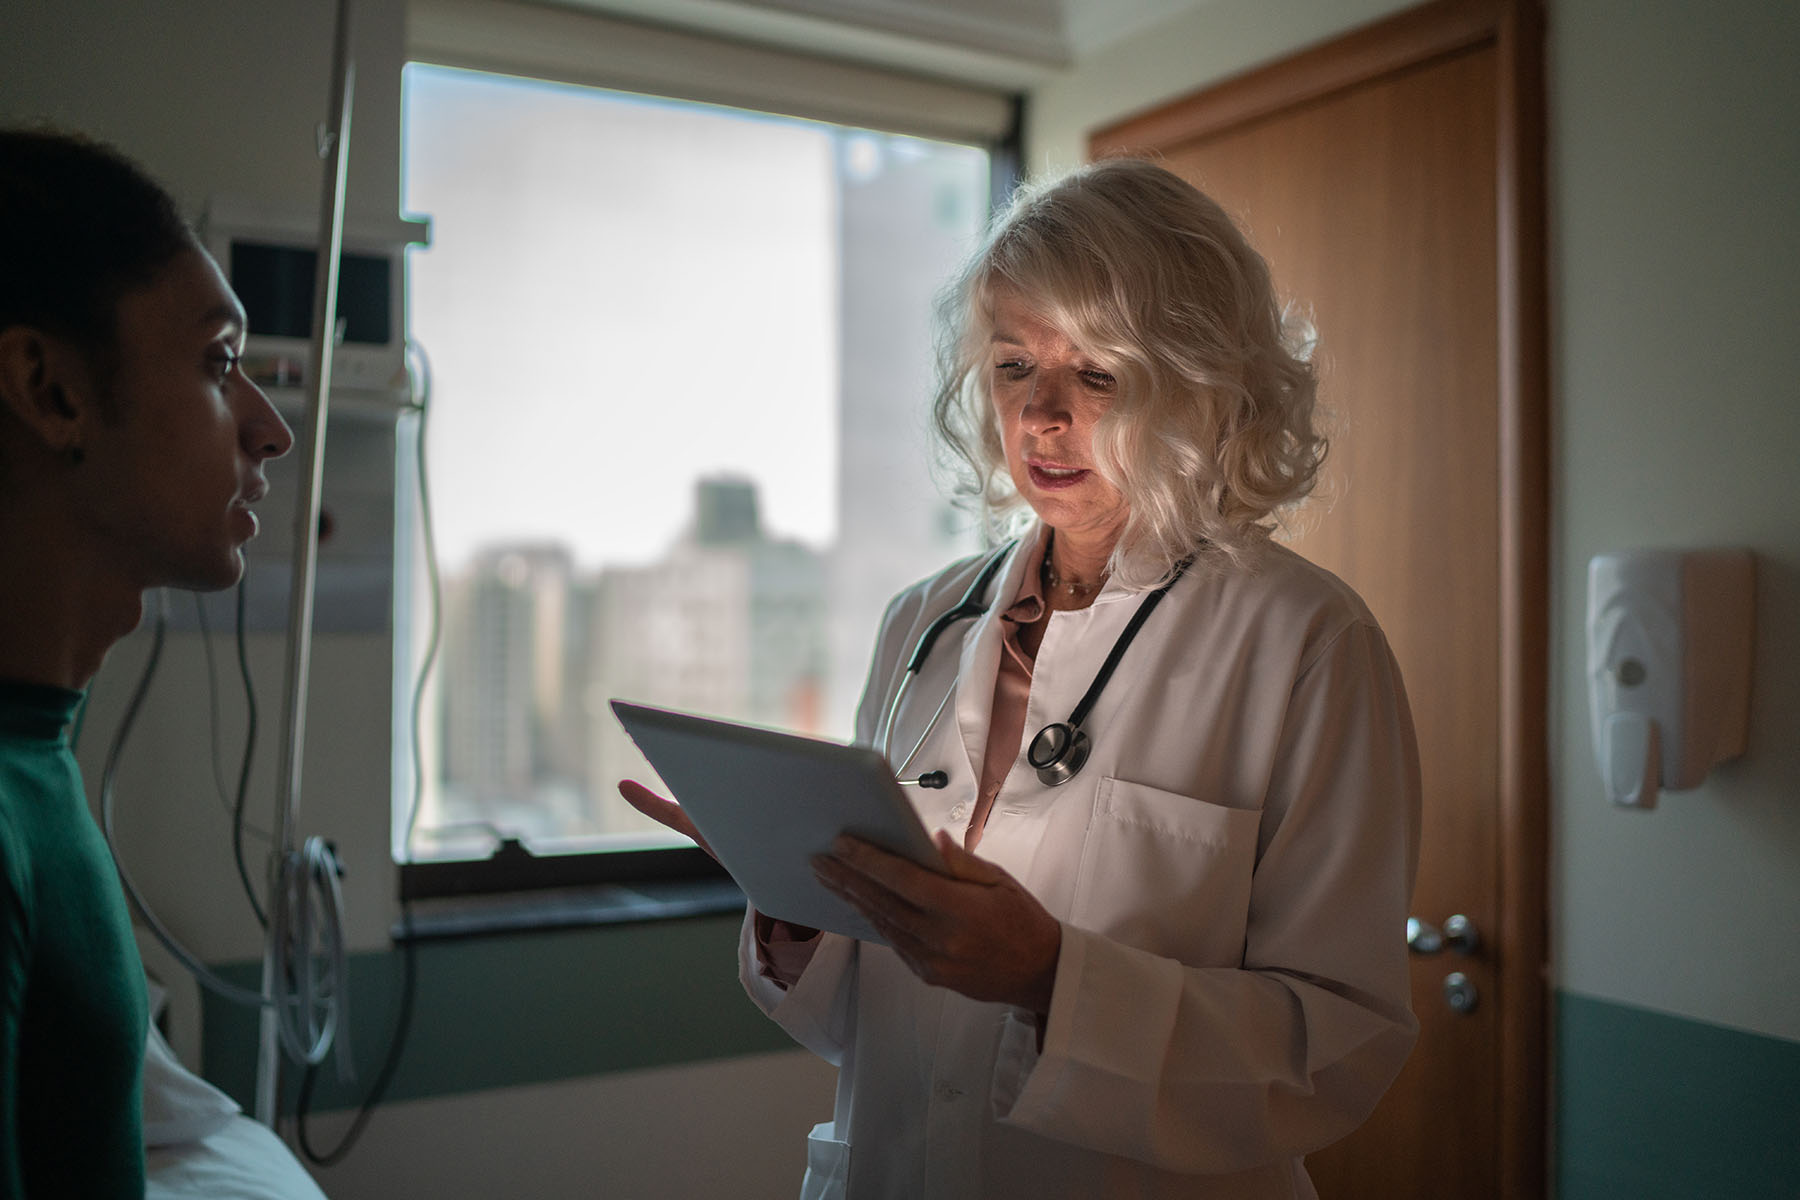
[0,681,147,1198]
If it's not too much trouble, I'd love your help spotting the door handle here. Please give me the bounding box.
[1406,914,1481,956]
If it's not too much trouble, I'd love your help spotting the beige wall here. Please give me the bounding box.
[1026,0,1800,1044]
[2,0,407,229]
[1545,0,1799,1039]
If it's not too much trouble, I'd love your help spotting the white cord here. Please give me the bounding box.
[400,337,440,861]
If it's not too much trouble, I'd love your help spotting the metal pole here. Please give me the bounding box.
[255,0,355,1127]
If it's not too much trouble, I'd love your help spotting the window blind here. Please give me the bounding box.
[408,0,1019,146]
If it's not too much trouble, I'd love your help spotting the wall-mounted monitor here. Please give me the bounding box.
[200,197,426,395]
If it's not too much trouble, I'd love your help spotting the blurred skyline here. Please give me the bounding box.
[399,65,989,851]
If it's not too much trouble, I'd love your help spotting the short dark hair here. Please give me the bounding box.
[0,128,194,361]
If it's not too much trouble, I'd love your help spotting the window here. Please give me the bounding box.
[396,63,998,888]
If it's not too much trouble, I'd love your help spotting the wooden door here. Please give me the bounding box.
[1182,44,1512,1196]
[1092,2,1548,1197]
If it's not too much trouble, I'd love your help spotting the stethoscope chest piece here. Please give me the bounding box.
[1028,721,1091,787]
[885,543,1189,794]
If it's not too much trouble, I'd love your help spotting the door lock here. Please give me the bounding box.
[1443,971,1479,1014]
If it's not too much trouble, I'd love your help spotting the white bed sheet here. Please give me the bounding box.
[146,1115,328,1200]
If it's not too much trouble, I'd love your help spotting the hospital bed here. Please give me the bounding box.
[141,981,327,1200]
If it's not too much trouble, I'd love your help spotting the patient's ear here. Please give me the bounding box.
[0,326,94,454]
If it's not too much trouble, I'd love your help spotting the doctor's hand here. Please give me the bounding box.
[814,830,1061,1015]
[617,780,718,863]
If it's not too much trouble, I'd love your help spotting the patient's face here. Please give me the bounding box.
[73,245,293,591]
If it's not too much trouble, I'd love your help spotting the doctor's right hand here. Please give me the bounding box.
[617,780,718,863]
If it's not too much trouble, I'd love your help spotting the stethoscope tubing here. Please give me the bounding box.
[879,542,1015,780]
[902,544,1016,674]
[879,541,1191,790]
[1062,557,1188,730]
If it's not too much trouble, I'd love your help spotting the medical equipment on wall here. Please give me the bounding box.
[1586,548,1755,809]
[877,543,1189,790]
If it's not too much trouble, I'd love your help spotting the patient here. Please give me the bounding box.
[0,128,291,1196]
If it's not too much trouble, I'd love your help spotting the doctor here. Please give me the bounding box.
[626,157,1421,1199]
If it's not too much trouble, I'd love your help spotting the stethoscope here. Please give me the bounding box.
[878,540,1189,790]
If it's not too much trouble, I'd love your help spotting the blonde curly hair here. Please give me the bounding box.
[931,156,1326,589]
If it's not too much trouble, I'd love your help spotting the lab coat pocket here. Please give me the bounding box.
[800,1121,850,1200]
[1070,777,1261,966]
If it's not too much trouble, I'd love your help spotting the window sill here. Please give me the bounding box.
[395,877,746,942]
[400,842,725,902]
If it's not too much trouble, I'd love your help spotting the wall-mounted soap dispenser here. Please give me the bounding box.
[1586,549,1755,808]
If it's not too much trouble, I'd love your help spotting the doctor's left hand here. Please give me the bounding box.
[814,830,1061,1016]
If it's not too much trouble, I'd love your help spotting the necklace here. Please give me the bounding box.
[1041,552,1107,598]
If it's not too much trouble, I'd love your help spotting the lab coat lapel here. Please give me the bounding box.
[952,532,1039,789]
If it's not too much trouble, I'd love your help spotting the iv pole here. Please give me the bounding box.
[255,0,355,1127]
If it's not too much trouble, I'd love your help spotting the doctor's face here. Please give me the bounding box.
[74,244,293,591]
[987,290,1129,552]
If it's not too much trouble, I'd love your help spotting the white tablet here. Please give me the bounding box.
[610,700,945,944]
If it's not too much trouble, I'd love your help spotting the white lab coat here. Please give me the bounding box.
[739,529,1422,1200]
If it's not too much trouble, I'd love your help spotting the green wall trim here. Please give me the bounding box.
[202,912,798,1113]
[1556,990,1800,1199]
